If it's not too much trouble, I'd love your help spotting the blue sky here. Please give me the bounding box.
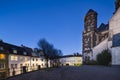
[0,0,114,55]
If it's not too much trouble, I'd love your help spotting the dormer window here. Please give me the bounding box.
[12,48,17,54]
[0,46,4,50]
[13,50,17,54]
[23,52,27,55]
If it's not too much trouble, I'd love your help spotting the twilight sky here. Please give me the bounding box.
[0,0,115,55]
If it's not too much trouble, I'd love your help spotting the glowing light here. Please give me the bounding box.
[0,54,5,59]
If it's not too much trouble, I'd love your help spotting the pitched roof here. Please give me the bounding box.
[0,41,36,57]
[86,9,97,15]
[59,54,82,58]
[98,23,109,32]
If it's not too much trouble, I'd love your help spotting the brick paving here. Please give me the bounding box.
[7,65,120,80]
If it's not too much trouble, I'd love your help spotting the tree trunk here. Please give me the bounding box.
[46,59,49,68]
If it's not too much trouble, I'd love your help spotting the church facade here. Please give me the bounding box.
[82,0,120,65]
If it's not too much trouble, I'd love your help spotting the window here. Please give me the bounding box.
[33,64,34,67]
[23,52,27,55]
[25,57,28,61]
[41,63,43,66]
[0,63,5,69]
[15,64,17,68]
[36,59,38,61]
[0,46,4,50]
[12,48,17,54]
[11,64,14,68]
[0,54,5,59]
[11,55,18,61]
[33,58,34,61]
[20,64,23,68]
[36,64,38,66]
[13,49,17,54]
[20,57,23,60]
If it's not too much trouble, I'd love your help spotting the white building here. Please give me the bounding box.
[59,55,82,66]
[89,0,120,65]
[0,41,46,78]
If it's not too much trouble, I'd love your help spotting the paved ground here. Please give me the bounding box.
[7,65,120,80]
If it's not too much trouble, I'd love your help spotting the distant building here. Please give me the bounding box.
[82,0,120,65]
[59,55,82,66]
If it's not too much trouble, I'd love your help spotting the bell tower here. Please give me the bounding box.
[84,9,97,32]
[115,0,120,12]
[82,9,98,62]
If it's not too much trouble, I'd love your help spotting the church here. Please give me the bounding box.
[82,0,120,65]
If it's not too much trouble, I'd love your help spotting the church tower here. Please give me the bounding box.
[82,9,98,62]
[115,0,120,12]
[84,9,97,32]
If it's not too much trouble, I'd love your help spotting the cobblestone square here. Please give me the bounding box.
[7,65,120,80]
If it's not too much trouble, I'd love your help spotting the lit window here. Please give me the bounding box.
[0,54,5,59]
[13,50,17,54]
[11,56,18,61]
[25,57,28,61]
[20,57,23,60]
[0,63,5,69]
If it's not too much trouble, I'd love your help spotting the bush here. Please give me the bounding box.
[97,49,111,66]
[74,63,82,66]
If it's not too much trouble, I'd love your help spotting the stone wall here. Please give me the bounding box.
[92,38,108,60]
[111,47,120,65]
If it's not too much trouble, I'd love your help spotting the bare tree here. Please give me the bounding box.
[38,38,62,68]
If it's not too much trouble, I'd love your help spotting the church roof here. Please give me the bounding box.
[98,23,109,32]
[86,9,97,15]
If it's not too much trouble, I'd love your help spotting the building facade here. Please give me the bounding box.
[59,55,82,66]
[82,0,120,65]
[0,40,46,79]
[82,9,109,63]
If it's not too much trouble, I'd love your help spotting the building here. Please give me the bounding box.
[82,9,109,63]
[0,40,45,79]
[59,55,82,66]
[82,0,120,65]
